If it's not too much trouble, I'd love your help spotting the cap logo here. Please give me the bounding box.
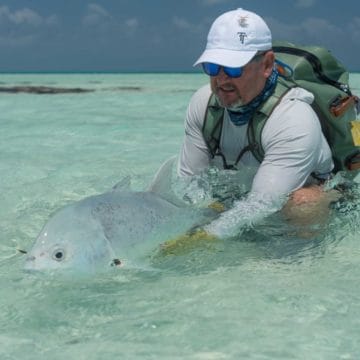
[237,32,247,44]
[238,16,249,28]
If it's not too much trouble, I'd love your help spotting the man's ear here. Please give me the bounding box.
[263,51,275,78]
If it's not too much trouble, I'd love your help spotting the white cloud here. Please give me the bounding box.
[0,5,56,26]
[125,18,138,30]
[82,3,111,27]
[266,15,342,44]
[172,16,207,34]
[173,16,192,30]
[9,8,42,25]
[348,16,360,42]
[0,6,58,48]
[302,17,339,38]
[46,15,59,26]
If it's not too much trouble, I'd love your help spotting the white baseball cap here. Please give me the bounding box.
[194,8,272,68]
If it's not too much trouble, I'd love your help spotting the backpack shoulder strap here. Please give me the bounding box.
[247,79,293,162]
[202,94,224,157]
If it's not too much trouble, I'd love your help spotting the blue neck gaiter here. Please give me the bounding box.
[227,68,279,126]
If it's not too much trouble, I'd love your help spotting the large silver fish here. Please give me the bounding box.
[23,158,216,273]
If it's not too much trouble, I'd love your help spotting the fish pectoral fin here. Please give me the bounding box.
[160,228,217,255]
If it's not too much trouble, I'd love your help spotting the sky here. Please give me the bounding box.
[0,0,359,72]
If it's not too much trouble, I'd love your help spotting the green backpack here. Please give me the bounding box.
[203,41,360,172]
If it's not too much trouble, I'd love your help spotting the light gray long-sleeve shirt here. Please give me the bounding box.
[177,84,334,238]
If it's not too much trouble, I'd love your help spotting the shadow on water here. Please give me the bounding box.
[155,173,340,273]
[148,223,322,275]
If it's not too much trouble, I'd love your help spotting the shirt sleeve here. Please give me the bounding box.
[177,85,212,177]
[251,94,333,196]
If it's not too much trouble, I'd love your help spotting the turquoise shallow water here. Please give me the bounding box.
[1,73,360,359]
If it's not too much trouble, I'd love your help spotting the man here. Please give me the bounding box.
[177,8,334,238]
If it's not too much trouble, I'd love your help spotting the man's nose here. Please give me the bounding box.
[215,67,231,84]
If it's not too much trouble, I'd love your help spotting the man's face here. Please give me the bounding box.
[210,51,274,108]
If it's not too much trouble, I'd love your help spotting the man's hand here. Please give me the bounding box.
[160,228,217,255]
[282,185,341,235]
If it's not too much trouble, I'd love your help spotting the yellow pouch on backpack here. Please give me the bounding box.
[351,121,360,146]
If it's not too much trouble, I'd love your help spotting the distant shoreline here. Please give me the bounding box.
[0,71,204,75]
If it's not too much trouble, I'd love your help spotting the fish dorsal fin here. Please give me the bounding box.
[147,156,186,207]
[112,176,131,192]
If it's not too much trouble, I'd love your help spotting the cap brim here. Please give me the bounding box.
[193,49,257,68]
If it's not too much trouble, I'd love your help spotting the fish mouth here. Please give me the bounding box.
[17,249,38,272]
[23,255,37,272]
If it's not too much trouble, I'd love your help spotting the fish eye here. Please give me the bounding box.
[52,249,65,261]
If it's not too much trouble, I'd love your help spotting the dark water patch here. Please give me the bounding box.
[171,89,198,93]
[0,86,94,94]
[103,86,143,92]
[88,80,103,84]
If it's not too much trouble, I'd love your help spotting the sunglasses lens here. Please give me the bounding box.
[202,63,220,76]
[202,63,243,78]
[224,67,243,78]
